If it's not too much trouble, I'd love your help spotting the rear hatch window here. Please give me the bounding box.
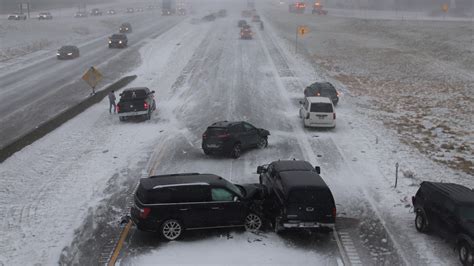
[288,189,334,205]
[206,127,228,137]
[120,90,147,100]
[310,103,333,113]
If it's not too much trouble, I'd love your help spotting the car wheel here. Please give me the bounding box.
[161,219,183,241]
[257,137,268,149]
[415,211,429,233]
[459,242,473,266]
[231,143,241,158]
[244,213,262,231]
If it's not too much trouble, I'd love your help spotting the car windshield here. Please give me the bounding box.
[224,181,244,198]
[111,34,125,39]
[459,206,474,221]
[310,102,333,113]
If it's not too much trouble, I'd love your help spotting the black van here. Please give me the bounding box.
[257,160,336,233]
[131,173,266,240]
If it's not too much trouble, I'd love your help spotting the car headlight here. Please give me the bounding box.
[67,53,73,55]
[109,41,112,44]
[119,41,122,44]
[56,53,60,56]
[125,28,128,30]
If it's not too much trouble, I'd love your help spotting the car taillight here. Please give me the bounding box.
[202,133,207,139]
[139,207,151,219]
[218,133,230,139]
[336,91,341,97]
[144,102,149,110]
[333,113,336,119]
[332,207,337,218]
[316,92,320,96]
[116,105,120,112]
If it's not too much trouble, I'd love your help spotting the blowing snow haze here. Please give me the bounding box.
[0,0,473,265]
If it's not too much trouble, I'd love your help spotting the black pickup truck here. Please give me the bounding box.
[117,87,156,121]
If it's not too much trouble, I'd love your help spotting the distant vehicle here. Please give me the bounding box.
[135,8,144,12]
[56,45,80,59]
[162,0,176,15]
[177,7,186,15]
[240,25,253,39]
[130,173,266,240]
[108,33,128,48]
[106,9,116,15]
[304,82,340,106]
[90,8,103,16]
[257,160,336,233]
[238,19,247,27]
[312,2,328,15]
[8,13,27,20]
[147,5,156,10]
[251,15,260,22]
[38,12,53,20]
[74,11,88,18]
[299,97,336,128]
[289,2,305,13]
[119,22,132,33]
[217,9,227,17]
[241,10,252,17]
[202,121,269,158]
[126,8,135,13]
[202,13,216,21]
[412,182,474,266]
[117,87,156,121]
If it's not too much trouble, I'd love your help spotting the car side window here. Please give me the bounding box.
[243,123,255,131]
[211,188,234,201]
[231,124,243,133]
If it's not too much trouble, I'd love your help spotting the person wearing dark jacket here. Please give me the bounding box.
[108,90,116,114]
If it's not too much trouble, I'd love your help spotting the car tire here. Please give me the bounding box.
[415,211,429,233]
[161,219,183,241]
[231,143,241,159]
[257,137,268,149]
[459,241,473,266]
[244,213,263,231]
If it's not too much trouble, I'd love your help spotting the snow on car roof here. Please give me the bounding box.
[272,160,314,173]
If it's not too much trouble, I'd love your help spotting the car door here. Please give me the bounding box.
[242,122,259,147]
[231,124,248,148]
[173,185,211,229]
[208,188,246,226]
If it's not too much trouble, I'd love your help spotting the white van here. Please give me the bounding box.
[299,97,336,128]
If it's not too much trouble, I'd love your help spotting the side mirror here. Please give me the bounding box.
[299,100,304,105]
[151,90,155,94]
[233,196,240,202]
[315,166,321,174]
[257,166,266,174]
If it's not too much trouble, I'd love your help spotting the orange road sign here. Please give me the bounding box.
[297,25,309,37]
[441,3,449,12]
[82,66,103,89]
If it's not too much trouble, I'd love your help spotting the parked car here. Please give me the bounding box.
[106,9,116,15]
[412,181,474,266]
[130,173,266,240]
[240,25,253,40]
[238,19,247,27]
[251,15,261,22]
[126,8,135,13]
[108,33,128,48]
[56,45,80,59]
[304,82,340,106]
[90,8,103,16]
[202,121,269,158]
[117,87,156,121]
[299,96,336,128]
[8,13,27,20]
[38,12,53,20]
[257,160,336,233]
[74,11,88,18]
[119,22,132,33]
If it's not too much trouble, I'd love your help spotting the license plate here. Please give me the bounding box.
[207,144,219,148]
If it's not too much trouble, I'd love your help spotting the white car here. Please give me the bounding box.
[299,96,336,128]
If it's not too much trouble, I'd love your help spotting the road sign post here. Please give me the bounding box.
[82,66,103,95]
[295,25,309,53]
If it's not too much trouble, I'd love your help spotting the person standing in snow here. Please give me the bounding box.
[108,90,117,114]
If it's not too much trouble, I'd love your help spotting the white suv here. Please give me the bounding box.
[299,97,336,128]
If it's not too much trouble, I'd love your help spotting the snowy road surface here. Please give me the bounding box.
[0,1,472,265]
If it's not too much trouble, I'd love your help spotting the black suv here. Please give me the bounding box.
[119,22,132,33]
[131,173,266,240]
[412,182,474,265]
[202,121,270,158]
[117,87,156,121]
[56,45,80,59]
[304,82,340,106]
[257,160,336,233]
[108,34,128,48]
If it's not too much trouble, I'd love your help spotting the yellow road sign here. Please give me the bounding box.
[82,66,103,89]
[441,3,449,12]
[297,25,309,37]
